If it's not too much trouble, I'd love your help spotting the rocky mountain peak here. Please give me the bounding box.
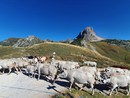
[76,26,104,42]
[84,27,95,35]
[26,36,37,41]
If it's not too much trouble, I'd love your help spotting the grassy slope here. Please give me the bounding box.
[0,42,117,67]
[27,42,116,67]
[0,42,130,67]
[0,46,26,59]
[91,42,130,64]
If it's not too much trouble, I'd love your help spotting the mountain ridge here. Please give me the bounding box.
[0,27,130,49]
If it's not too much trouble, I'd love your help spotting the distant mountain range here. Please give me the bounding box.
[0,27,130,50]
[101,39,130,50]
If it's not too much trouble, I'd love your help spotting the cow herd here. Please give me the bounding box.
[0,56,130,96]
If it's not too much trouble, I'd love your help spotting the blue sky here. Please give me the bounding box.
[0,0,130,41]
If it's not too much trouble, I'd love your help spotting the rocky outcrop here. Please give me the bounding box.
[13,36,42,47]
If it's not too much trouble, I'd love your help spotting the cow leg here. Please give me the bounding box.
[127,84,130,96]
[18,67,21,72]
[8,67,12,75]
[28,73,31,78]
[46,76,50,82]
[69,82,73,91]
[28,73,32,78]
[14,66,19,75]
[2,68,5,74]
[33,73,35,78]
[52,74,58,85]
[30,73,33,78]
[28,72,33,78]
[80,84,85,91]
[69,79,74,91]
[32,72,36,78]
[109,88,114,96]
[115,87,119,94]
[90,83,94,95]
[109,84,117,96]
[30,72,33,78]
[38,69,40,80]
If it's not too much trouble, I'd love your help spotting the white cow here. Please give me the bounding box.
[37,63,59,84]
[15,58,31,72]
[58,69,96,95]
[0,58,18,74]
[78,66,102,82]
[24,64,38,78]
[103,73,130,96]
[104,67,127,78]
[56,60,80,70]
[79,66,96,74]
[105,67,125,73]
[83,61,97,67]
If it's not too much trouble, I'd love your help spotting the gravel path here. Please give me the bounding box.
[0,73,67,98]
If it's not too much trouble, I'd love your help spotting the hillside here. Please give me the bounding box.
[0,42,129,68]
[72,40,130,65]
[91,42,130,64]
[101,39,130,51]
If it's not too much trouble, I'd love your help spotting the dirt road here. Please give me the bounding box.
[0,73,67,98]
